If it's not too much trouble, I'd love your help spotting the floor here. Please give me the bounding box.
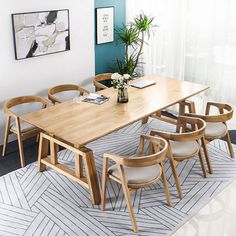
[1,129,236,235]
[173,179,236,236]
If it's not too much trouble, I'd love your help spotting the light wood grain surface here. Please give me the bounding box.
[21,75,209,147]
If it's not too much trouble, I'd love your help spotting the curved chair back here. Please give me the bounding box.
[93,73,113,91]
[107,137,168,168]
[48,84,89,104]
[4,96,52,116]
[185,102,234,123]
[151,116,206,142]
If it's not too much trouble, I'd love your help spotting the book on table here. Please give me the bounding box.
[82,93,109,105]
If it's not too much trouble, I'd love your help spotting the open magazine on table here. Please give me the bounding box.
[82,93,109,105]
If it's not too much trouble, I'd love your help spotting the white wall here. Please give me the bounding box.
[0,0,95,144]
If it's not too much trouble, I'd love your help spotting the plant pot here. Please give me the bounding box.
[117,87,128,103]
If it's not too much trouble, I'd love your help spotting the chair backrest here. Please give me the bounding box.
[169,116,206,142]
[118,137,168,168]
[93,73,113,91]
[48,84,89,104]
[185,102,234,123]
[4,96,52,117]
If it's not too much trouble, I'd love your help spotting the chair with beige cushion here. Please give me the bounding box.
[150,116,211,200]
[2,96,52,167]
[93,73,113,91]
[183,101,234,158]
[48,84,90,104]
[101,135,170,233]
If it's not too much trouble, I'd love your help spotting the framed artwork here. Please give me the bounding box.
[96,7,114,44]
[12,9,70,60]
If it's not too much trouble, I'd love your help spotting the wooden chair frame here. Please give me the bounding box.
[48,84,90,104]
[183,101,234,158]
[93,73,113,91]
[2,96,52,167]
[150,116,211,200]
[101,135,170,233]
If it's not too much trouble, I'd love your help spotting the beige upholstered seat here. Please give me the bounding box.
[11,121,37,133]
[205,122,227,139]
[184,102,234,158]
[151,116,210,200]
[101,136,170,233]
[170,140,199,157]
[108,164,161,184]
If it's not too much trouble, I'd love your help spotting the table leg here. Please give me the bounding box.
[83,150,101,205]
[38,133,49,172]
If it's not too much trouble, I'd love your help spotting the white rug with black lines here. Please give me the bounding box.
[0,118,236,236]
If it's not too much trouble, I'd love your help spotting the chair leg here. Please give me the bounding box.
[201,137,213,174]
[118,166,138,233]
[160,163,172,207]
[16,132,25,168]
[101,157,108,211]
[198,149,207,178]
[225,132,234,158]
[168,156,183,199]
[2,116,11,157]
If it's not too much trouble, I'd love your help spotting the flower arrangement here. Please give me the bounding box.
[111,73,131,89]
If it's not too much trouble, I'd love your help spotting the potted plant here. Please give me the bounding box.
[115,13,156,77]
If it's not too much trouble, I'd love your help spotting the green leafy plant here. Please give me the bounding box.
[115,13,156,77]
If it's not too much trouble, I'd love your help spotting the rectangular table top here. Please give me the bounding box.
[21,75,209,147]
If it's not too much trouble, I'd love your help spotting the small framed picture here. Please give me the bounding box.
[96,7,114,45]
[12,9,70,60]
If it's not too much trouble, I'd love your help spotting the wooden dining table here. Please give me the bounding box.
[21,75,209,205]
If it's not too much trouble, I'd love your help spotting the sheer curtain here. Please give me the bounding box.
[126,0,236,120]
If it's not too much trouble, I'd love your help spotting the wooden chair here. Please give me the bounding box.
[48,84,90,104]
[2,96,52,167]
[183,101,234,158]
[93,73,113,91]
[101,135,170,233]
[150,116,211,200]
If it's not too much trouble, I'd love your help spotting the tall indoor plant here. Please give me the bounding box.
[115,13,156,77]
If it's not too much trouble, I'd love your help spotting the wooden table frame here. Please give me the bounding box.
[38,132,100,204]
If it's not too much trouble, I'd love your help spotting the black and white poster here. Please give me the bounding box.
[96,7,114,44]
[12,9,70,60]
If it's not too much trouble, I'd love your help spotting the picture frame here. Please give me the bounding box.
[12,9,70,60]
[96,7,114,45]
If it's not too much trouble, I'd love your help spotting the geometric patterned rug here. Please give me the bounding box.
[0,118,236,236]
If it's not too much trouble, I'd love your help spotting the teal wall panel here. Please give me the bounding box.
[95,0,126,74]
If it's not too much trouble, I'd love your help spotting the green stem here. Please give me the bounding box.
[132,31,145,75]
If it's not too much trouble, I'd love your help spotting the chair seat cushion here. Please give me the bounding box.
[170,140,199,158]
[11,121,37,133]
[205,122,227,139]
[108,164,161,184]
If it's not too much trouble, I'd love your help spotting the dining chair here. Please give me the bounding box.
[101,135,171,233]
[48,84,90,104]
[2,96,52,167]
[183,101,234,158]
[150,116,211,200]
[93,73,113,91]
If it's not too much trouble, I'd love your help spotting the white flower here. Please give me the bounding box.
[123,74,131,80]
[111,73,121,80]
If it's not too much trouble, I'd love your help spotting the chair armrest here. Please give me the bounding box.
[103,152,125,165]
[150,130,172,140]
